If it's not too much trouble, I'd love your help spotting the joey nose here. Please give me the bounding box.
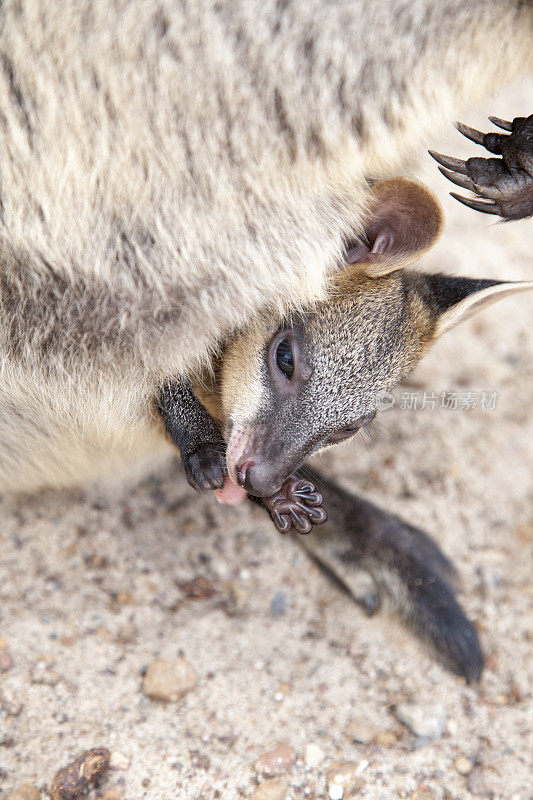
[236,460,254,488]
[242,463,283,498]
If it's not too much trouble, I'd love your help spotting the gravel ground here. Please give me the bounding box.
[0,82,532,800]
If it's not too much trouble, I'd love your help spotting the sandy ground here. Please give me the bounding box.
[0,82,532,800]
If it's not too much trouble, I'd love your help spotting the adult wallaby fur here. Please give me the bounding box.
[0,1,532,681]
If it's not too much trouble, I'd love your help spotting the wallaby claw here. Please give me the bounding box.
[437,166,475,192]
[488,116,513,132]
[428,150,468,174]
[449,193,501,215]
[182,443,227,491]
[261,474,328,535]
[455,121,486,146]
[432,115,533,221]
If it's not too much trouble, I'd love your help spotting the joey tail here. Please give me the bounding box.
[298,467,484,683]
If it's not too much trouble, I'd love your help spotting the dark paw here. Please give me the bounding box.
[430,114,533,221]
[182,444,227,491]
[262,474,327,534]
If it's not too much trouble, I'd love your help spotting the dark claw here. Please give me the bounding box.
[428,150,468,175]
[433,115,533,221]
[455,121,486,146]
[437,166,476,192]
[488,116,513,132]
[449,193,500,215]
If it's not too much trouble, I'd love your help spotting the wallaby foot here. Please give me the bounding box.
[254,474,328,534]
[157,379,227,491]
[430,114,533,221]
[298,467,484,683]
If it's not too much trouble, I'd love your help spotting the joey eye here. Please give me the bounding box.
[275,338,294,378]
[342,425,360,436]
[327,426,360,443]
[326,411,377,443]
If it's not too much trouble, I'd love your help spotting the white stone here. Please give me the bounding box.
[304,743,324,768]
[394,702,447,739]
[109,751,130,771]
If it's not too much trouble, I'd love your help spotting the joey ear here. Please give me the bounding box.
[419,273,533,337]
[345,178,444,277]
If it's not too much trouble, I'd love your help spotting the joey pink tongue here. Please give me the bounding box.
[214,477,248,505]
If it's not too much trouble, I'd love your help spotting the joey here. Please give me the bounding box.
[158,177,533,520]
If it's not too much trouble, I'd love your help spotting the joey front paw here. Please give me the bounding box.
[430,115,533,221]
[262,474,327,534]
[182,444,227,491]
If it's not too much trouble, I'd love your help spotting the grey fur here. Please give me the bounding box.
[0,1,531,491]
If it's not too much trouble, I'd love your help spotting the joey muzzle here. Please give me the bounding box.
[226,424,295,497]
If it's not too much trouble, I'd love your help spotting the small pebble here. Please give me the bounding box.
[189,749,210,770]
[304,742,324,768]
[326,760,365,799]
[411,736,430,750]
[467,767,490,797]
[412,786,438,800]
[142,658,198,702]
[102,789,122,800]
[454,756,473,775]
[50,747,110,800]
[178,576,216,600]
[222,581,248,616]
[0,649,14,672]
[30,661,61,687]
[255,743,297,776]
[345,719,381,745]
[0,689,23,717]
[115,623,138,645]
[270,591,286,616]
[375,731,397,747]
[393,703,447,739]
[252,777,288,800]
[5,784,40,800]
[109,752,130,771]
[446,719,458,736]
[0,737,15,747]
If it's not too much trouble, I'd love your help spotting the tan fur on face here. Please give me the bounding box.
[219,326,273,429]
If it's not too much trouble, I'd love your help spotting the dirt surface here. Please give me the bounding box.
[0,83,532,800]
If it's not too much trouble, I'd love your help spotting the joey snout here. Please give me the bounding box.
[225,424,300,498]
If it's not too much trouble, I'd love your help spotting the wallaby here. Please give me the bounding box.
[0,1,531,494]
[0,1,531,680]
